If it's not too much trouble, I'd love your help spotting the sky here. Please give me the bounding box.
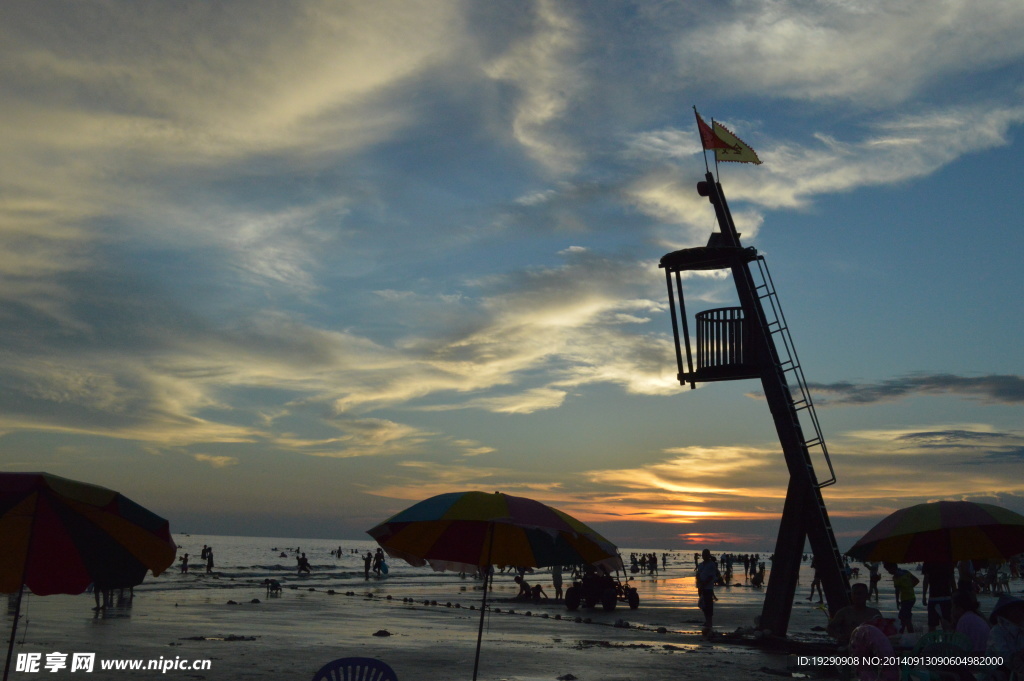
[2,0,1023,552]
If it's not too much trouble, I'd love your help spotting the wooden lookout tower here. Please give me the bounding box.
[660,173,850,636]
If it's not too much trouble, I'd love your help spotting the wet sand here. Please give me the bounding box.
[10,563,1017,680]
[5,569,851,681]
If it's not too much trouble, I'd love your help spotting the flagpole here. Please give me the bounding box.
[711,118,721,183]
[693,106,711,175]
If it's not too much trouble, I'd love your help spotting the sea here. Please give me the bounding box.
[151,534,784,618]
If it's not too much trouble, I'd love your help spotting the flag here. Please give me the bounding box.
[712,120,762,165]
[694,109,731,150]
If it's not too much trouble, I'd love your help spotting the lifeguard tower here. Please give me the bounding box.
[660,173,850,636]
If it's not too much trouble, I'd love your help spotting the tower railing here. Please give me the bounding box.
[695,307,749,373]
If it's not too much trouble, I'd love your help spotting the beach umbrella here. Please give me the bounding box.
[0,472,177,681]
[846,500,1024,563]
[367,490,622,681]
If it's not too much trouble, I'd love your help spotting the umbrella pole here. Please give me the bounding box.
[4,517,35,681]
[472,524,495,681]
[3,589,24,681]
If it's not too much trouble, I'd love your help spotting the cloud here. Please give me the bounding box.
[0,0,470,345]
[672,0,1024,105]
[193,454,239,468]
[422,388,568,414]
[2,0,463,161]
[337,418,1024,548]
[624,106,1024,222]
[330,252,680,414]
[483,0,583,174]
[0,242,686,454]
[805,374,1024,405]
[892,430,1014,447]
[283,417,436,459]
[0,353,262,447]
[365,460,564,504]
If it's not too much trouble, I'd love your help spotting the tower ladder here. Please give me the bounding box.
[750,255,836,488]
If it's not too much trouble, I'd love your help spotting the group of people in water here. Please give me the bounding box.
[177,544,215,575]
[629,552,664,573]
[363,548,387,578]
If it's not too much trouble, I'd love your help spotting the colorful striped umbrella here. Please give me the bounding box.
[368,491,622,681]
[367,490,622,573]
[1,473,176,681]
[846,501,1024,563]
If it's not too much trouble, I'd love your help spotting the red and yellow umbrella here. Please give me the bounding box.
[367,490,622,573]
[1,472,177,681]
[368,491,622,681]
[846,500,1024,563]
[0,472,176,595]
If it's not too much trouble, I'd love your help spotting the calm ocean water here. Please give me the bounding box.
[153,534,785,615]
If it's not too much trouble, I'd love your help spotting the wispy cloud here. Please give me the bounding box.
[672,0,1024,104]
[484,0,583,174]
[807,374,1024,405]
[194,454,239,468]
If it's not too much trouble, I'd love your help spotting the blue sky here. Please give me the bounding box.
[2,0,1023,550]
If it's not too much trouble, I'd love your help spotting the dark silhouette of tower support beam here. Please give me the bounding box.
[660,173,850,636]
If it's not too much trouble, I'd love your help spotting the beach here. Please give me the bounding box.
[4,535,1018,680]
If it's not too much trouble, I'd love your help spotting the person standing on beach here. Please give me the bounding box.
[696,549,720,638]
[206,547,214,574]
[921,560,954,632]
[807,555,824,603]
[863,561,881,601]
[885,562,919,633]
[551,565,563,600]
[363,551,372,579]
[956,558,975,593]
[180,553,189,574]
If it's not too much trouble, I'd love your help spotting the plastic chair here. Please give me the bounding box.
[899,631,972,681]
[311,657,398,681]
[912,630,972,656]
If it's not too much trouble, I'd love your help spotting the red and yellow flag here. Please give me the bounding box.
[712,120,762,165]
[694,109,731,150]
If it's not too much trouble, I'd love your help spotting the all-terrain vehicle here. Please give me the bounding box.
[564,567,639,612]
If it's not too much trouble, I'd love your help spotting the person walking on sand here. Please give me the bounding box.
[696,549,720,638]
